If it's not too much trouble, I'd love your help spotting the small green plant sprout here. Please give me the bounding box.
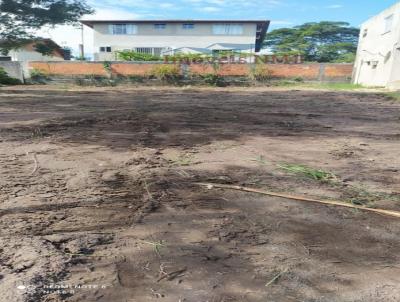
[250,155,268,165]
[169,154,195,167]
[30,127,44,139]
[278,163,336,182]
[143,240,165,258]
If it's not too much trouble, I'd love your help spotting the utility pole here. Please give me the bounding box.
[79,24,85,59]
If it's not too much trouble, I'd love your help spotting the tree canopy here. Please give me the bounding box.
[264,21,360,63]
[0,0,93,54]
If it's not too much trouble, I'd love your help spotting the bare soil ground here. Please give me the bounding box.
[1,86,400,302]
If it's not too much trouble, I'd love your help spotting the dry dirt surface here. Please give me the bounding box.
[1,86,400,302]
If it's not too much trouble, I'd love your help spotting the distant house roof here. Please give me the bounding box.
[172,47,213,54]
[81,19,269,52]
[81,19,269,27]
[0,39,65,58]
[207,43,255,50]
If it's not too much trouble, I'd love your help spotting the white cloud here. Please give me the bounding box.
[272,20,294,25]
[198,6,221,13]
[82,8,142,20]
[326,4,343,9]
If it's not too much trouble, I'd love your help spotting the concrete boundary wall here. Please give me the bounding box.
[28,61,353,81]
[0,61,26,82]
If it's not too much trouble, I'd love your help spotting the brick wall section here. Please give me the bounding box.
[324,64,354,79]
[190,64,251,76]
[28,61,353,80]
[267,65,320,79]
[30,62,107,76]
[111,63,168,76]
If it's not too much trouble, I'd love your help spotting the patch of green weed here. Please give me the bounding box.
[383,92,400,101]
[278,163,336,182]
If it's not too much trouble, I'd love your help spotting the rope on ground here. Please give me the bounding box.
[194,182,400,219]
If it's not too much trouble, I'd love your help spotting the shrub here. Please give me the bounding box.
[249,64,273,82]
[0,67,21,85]
[202,73,226,87]
[149,65,181,82]
[292,76,304,82]
[75,75,118,87]
[30,68,49,82]
[128,75,145,83]
[118,50,161,61]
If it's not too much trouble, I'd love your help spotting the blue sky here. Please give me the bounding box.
[40,0,400,55]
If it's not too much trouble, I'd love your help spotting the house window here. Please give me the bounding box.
[384,14,394,33]
[182,23,195,30]
[100,46,112,53]
[109,24,137,35]
[135,47,153,54]
[212,24,243,35]
[135,47,164,56]
[153,48,163,56]
[154,23,166,30]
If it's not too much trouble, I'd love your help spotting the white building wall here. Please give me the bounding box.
[91,23,258,61]
[353,2,400,88]
[9,50,64,62]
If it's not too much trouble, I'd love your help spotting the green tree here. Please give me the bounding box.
[117,50,161,61]
[264,21,360,62]
[0,0,93,54]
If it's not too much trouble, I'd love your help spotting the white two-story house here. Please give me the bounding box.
[353,2,400,88]
[81,20,269,61]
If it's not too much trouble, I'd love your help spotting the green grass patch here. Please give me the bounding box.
[308,82,364,91]
[278,163,336,182]
[169,154,195,167]
[342,186,400,206]
[383,91,400,101]
[272,81,365,91]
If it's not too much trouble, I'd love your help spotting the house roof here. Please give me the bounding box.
[81,19,269,27]
[26,39,65,58]
[0,38,64,58]
[172,47,213,54]
[81,19,269,52]
[207,43,255,50]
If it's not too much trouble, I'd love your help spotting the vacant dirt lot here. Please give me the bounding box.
[1,86,400,302]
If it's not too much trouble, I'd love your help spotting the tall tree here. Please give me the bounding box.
[0,0,93,54]
[264,22,360,63]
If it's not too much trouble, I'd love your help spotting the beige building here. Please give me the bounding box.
[81,20,269,61]
[353,2,400,88]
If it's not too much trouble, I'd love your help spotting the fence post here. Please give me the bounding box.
[318,64,326,82]
[180,63,190,79]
